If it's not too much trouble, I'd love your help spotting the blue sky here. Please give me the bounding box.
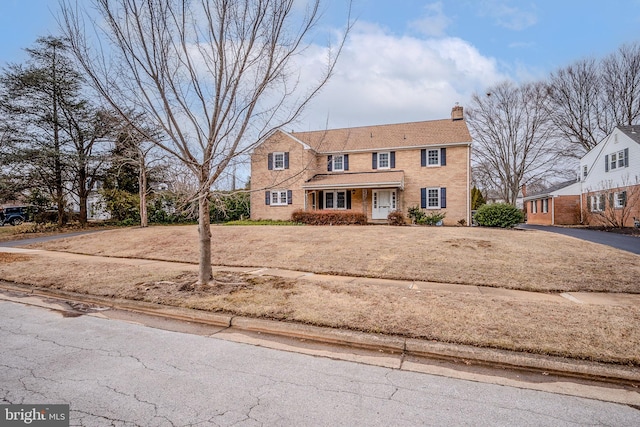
[2,0,640,129]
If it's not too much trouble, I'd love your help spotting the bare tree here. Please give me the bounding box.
[546,58,608,155]
[602,43,640,127]
[468,81,557,205]
[584,176,640,228]
[60,0,351,284]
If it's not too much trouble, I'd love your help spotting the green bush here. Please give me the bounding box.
[210,192,250,223]
[407,205,425,223]
[417,211,446,226]
[474,203,524,228]
[291,210,368,225]
[387,210,406,226]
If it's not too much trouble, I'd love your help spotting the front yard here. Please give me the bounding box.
[26,224,640,293]
[1,225,639,365]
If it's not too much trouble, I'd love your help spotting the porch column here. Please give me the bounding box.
[362,189,368,215]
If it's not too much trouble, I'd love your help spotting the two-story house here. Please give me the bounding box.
[250,106,472,225]
[580,125,640,227]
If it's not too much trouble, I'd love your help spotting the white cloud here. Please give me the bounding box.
[478,0,537,31]
[292,22,506,130]
[409,2,451,37]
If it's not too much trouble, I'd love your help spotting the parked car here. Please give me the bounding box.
[0,206,31,226]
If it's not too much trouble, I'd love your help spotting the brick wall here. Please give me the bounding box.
[251,132,470,224]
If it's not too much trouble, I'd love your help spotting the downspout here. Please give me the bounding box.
[551,197,555,225]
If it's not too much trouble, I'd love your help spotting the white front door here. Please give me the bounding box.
[372,190,396,219]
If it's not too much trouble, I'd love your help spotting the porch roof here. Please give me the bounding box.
[302,171,405,190]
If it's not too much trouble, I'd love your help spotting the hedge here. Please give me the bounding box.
[291,210,368,225]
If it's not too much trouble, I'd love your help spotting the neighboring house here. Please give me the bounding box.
[68,181,111,221]
[579,125,640,227]
[523,180,581,225]
[250,106,472,225]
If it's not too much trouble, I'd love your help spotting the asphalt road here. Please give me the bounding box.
[518,224,640,255]
[1,301,639,426]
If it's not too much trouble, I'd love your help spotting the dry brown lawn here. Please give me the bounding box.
[28,225,640,292]
[2,225,639,365]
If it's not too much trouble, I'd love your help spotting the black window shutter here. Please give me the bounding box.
[265,191,270,205]
[624,148,629,167]
[318,191,324,209]
[390,151,396,168]
[372,152,377,169]
[268,153,273,170]
[440,188,447,208]
[346,191,352,209]
[440,148,447,166]
[287,190,292,205]
[420,188,426,209]
[284,152,289,169]
[421,149,426,167]
[605,155,609,172]
[344,154,349,171]
[327,155,332,171]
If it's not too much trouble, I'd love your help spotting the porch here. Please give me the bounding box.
[301,171,405,222]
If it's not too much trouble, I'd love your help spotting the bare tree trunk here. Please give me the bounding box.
[198,191,212,284]
[138,150,148,227]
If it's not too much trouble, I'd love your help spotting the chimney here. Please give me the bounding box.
[451,104,464,121]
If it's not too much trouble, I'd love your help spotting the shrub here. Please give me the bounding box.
[387,210,405,226]
[291,210,368,225]
[407,205,425,223]
[417,211,446,226]
[474,203,524,228]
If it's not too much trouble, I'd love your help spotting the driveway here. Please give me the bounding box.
[0,229,106,247]
[518,224,640,255]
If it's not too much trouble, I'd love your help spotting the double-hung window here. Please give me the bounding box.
[530,200,537,214]
[333,155,344,171]
[427,149,439,166]
[606,148,629,172]
[420,187,446,209]
[542,199,548,213]
[590,194,605,212]
[378,152,390,169]
[614,191,627,208]
[270,190,288,206]
[273,152,285,170]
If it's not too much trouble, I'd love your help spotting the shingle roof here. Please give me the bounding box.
[524,179,579,200]
[291,118,472,153]
[302,171,405,190]
[618,125,640,144]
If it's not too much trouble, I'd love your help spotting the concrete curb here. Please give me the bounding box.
[1,281,638,387]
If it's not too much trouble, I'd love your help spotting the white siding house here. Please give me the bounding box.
[579,126,640,227]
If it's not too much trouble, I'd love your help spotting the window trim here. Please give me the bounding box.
[377,152,390,169]
[614,191,627,209]
[270,189,289,206]
[273,152,285,170]
[542,198,548,214]
[530,200,537,214]
[332,154,344,172]
[427,149,440,167]
[324,190,348,210]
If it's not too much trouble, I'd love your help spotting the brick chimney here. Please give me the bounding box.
[451,104,464,121]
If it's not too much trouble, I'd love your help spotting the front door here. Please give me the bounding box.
[372,190,396,219]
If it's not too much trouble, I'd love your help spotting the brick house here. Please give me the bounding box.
[250,106,472,225]
[523,180,581,225]
[580,125,640,227]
